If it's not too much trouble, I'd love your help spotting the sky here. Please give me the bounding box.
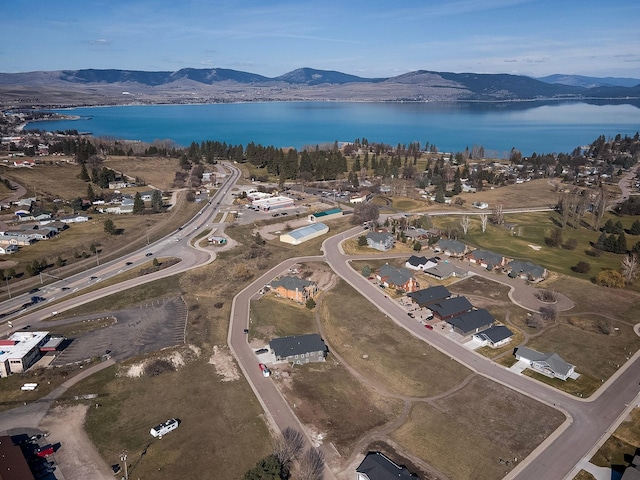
[2,0,639,79]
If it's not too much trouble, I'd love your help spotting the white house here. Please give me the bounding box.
[514,347,576,381]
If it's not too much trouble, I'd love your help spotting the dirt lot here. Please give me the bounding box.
[39,404,114,480]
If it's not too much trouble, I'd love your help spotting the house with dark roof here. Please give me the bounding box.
[466,249,507,269]
[269,276,318,304]
[473,325,514,348]
[446,308,495,336]
[375,264,419,293]
[507,260,547,282]
[404,255,438,271]
[621,455,640,480]
[514,347,576,381]
[407,286,450,308]
[269,334,328,364]
[429,296,473,321]
[366,231,395,251]
[356,451,418,480]
[435,238,467,257]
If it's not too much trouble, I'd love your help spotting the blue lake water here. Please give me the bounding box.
[26,100,640,156]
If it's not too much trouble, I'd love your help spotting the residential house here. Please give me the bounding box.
[514,347,576,381]
[446,308,495,336]
[507,260,547,282]
[350,190,371,204]
[375,264,419,293]
[269,276,318,303]
[103,198,134,214]
[0,234,36,246]
[466,249,507,270]
[108,181,130,189]
[356,451,418,480]
[435,239,467,257]
[269,334,328,364]
[407,285,451,308]
[404,255,438,271]
[429,296,473,321]
[59,214,90,223]
[404,227,440,242]
[423,262,468,280]
[0,245,18,255]
[621,455,640,480]
[366,232,394,251]
[473,325,514,348]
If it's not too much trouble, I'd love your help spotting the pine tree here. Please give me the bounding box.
[79,163,90,181]
[133,192,144,214]
[151,190,163,213]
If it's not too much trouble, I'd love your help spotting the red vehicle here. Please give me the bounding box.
[36,445,54,458]
[425,324,434,330]
[258,363,270,377]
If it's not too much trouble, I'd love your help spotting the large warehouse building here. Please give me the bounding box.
[251,195,294,211]
[0,331,52,377]
[280,223,329,245]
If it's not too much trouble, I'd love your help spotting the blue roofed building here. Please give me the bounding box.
[279,223,329,245]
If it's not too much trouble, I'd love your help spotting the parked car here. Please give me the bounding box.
[145,252,153,257]
[425,324,434,330]
[255,348,268,355]
[29,288,39,294]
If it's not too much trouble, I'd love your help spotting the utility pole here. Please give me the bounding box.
[120,451,128,480]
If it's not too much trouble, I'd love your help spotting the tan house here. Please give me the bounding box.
[269,276,318,303]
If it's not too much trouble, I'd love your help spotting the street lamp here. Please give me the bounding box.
[120,451,128,480]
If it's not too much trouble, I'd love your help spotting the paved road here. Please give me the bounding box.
[0,163,241,334]
[321,228,640,480]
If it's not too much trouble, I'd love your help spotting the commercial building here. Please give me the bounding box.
[279,223,329,245]
[0,331,51,377]
[251,195,294,211]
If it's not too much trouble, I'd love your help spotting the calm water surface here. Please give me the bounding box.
[26,101,640,156]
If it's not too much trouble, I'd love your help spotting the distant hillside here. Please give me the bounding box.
[537,74,640,88]
[1,67,639,108]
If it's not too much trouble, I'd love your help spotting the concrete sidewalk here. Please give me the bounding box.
[576,459,621,480]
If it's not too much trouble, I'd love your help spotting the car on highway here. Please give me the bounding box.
[31,296,45,304]
[21,324,31,330]
[125,261,133,265]
[281,212,288,216]
[425,324,434,330]
[145,252,153,257]
[29,288,40,294]
[89,276,98,280]
[271,213,279,217]
[61,287,70,291]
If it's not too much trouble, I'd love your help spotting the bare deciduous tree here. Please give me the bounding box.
[460,215,470,234]
[525,315,544,329]
[539,305,557,322]
[592,186,607,231]
[480,213,488,233]
[491,203,504,225]
[298,447,325,480]
[620,254,640,285]
[595,317,614,335]
[273,427,305,466]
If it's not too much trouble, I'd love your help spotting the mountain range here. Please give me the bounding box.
[1,67,639,108]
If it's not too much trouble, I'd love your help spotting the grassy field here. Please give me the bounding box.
[278,360,402,456]
[249,295,318,340]
[64,357,271,480]
[103,156,182,191]
[320,279,471,397]
[591,408,640,471]
[573,471,597,480]
[390,376,565,480]
[0,162,89,200]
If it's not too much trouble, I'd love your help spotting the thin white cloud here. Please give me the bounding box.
[88,39,111,46]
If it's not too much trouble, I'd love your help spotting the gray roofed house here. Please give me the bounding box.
[356,451,418,480]
[507,260,547,282]
[436,238,467,257]
[366,231,395,251]
[375,264,419,293]
[467,249,507,269]
[404,255,438,271]
[423,262,467,280]
[269,276,318,303]
[269,334,328,364]
[515,347,576,381]
[429,296,473,320]
[446,308,495,336]
[621,455,640,480]
[473,324,514,348]
[407,285,451,307]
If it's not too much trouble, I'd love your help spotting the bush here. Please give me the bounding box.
[562,238,578,250]
[144,359,176,377]
[595,269,626,288]
[572,261,591,273]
